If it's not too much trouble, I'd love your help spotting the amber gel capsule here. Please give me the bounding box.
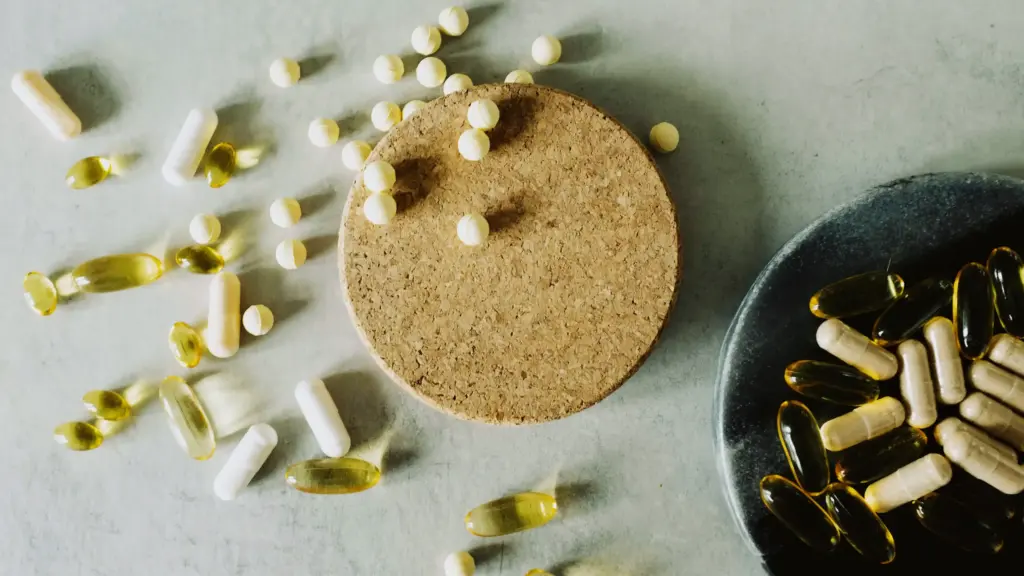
[54,421,103,451]
[758,475,839,551]
[65,156,112,189]
[822,483,895,564]
[285,458,380,494]
[175,245,225,274]
[941,471,1017,527]
[777,400,829,493]
[784,360,879,406]
[953,263,995,359]
[809,271,905,319]
[168,322,203,369]
[72,253,163,293]
[987,246,1024,337]
[204,142,236,188]
[914,493,1004,554]
[23,271,57,316]
[82,390,130,421]
[834,426,927,484]
[873,278,953,345]
[465,492,558,536]
[159,376,215,460]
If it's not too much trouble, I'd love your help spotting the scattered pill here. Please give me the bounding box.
[72,253,163,293]
[285,457,380,494]
[363,192,397,225]
[269,57,300,87]
[872,278,953,345]
[269,197,302,228]
[214,423,278,501]
[189,213,221,245]
[438,6,469,36]
[969,360,1024,413]
[82,390,130,421]
[864,453,952,513]
[922,317,966,404]
[458,129,490,161]
[65,156,112,189]
[23,272,57,316]
[162,108,218,186]
[444,551,476,576]
[465,492,558,536]
[815,319,898,380]
[758,474,840,551]
[402,100,427,119]
[371,101,402,132]
[457,213,489,246]
[467,99,500,131]
[372,54,404,84]
[649,122,679,154]
[341,140,372,171]
[933,417,1016,462]
[295,378,351,457]
[242,304,274,336]
[943,431,1024,494]
[954,262,995,359]
[204,142,237,188]
[169,321,204,369]
[175,245,225,274]
[941,471,1018,527]
[363,160,396,193]
[988,333,1024,377]
[206,271,241,358]
[159,375,216,460]
[777,400,829,493]
[988,247,1024,336]
[504,69,534,84]
[897,340,937,428]
[822,483,895,564]
[834,426,927,485]
[531,35,562,66]
[819,397,905,452]
[783,360,879,406]
[412,25,442,55]
[443,73,473,95]
[416,57,447,88]
[525,571,553,576]
[308,118,340,147]
[54,421,102,451]
[809,271,904,319]
[11,70,81,140]
[914,493,1004,554]
[960,392,1024,450]
[275,239,307,270]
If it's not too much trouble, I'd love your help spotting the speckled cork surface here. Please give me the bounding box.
[340,84,681,424]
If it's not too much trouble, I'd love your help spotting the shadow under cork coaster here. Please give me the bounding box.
[339,84,681,424]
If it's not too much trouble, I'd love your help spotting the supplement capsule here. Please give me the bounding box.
[943,431,1024,495]
[873,278,953,345]
[777,400,829,493]
[808,271,905,319]
[960,392,1024,450]
[162,108,218,186]
[159,376,215,460]
[987,246,1024,337]
[54,421,103,451]
[816,319,898,380]
[783,360,879,406]
[23,272,57,316]
[954,263,995,359]
[822,483,895,564]
[443,551,475,576]
[175,245,225,274]
[525,571,552,576]
[285,457,380,494]
[169,322,203,368]
[204,142,236,188]
[988,333,1024,377]
[758,475,839,551]
[65,156,112,189]
[71,253,163,293]
[834,426,927,484]
[464,492,558,537]
[940,471,1018,526]
[922,317,966,404]
[864,454,952,513]
[206,272,240,358]
[914,493,1004,554]
[82,390,130,421]
[11,70,81,140]
[295,378,351,457]
[820,397,905,452]
[933,417,1016,462]
[213,423,278,500]
[897,340,937,428]
[969,360,1024,414]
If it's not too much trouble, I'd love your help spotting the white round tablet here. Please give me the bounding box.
[269,58,300,88]
[363,160,396,193]
[242,305,274,336]
[189,213,221,245]
[371,101,402,132]
[531,35,562,66]
[269,197,302,228]
[443,73,473,95]
[457,129,490,161]
[308,118,340,147]
[363,192,397,225]
[411,25,442,56]
[402,100,427,119]
[416,57,447,88]
[504,69,534,84]
[341,141,372,171]
[438,6,469,36]
[275,239,307,270]
[467,99,500,131]
[457,213,489,246]
[372,54,404,84]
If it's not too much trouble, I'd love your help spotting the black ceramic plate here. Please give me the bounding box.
[714,173,1024,574]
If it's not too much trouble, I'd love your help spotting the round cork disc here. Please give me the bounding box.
[340,84,680,424]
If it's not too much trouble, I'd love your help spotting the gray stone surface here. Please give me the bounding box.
[2,1,1024,574]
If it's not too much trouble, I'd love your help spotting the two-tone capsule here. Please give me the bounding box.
[168,322,203,368]
[914,493,1004,554]
[820,397,905,452]
[816,319,898,380]
[776,401,829,493]
[758,475,839,551]
[953,263,995,359]
[822,483,895,564]
[71,253,163,293]
[864,453,952,513]
[464,492,559,537]
[960,392,1024,451]
[82,390,130,421]
[23,272,57,316]
[54,421,103,451]
[159,375,216,460]
[922,317,966,404]
[987,247,1024,337]
[872,278,952,345]
[808,271,905,319]
[834,426,928,485]
[988,333,1024,377]
[285,457,380,494]
[783,360,879,406]
[204,142,237,188]
[175,245,225,274]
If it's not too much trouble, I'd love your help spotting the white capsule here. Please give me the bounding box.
[341,140,372,171]
[443,73,473,95]
[444,551,476,576]
[372,54,405,84]
[363,160,396,193]
[189,213,221,245]
[206,271,241,358]
[308,118,340,147]
[242,304,274,336]
[458,128,490,161]
[371,101,402,132]
[467,99,500,131]
[363,192,398,225]
[504,69,534,84]
[961,392,1024,450]
[988,333,1024,377]
[944,431,1024,495]
[275,239,307,270]
[416,57,448,88]
[970,360,1024,414]
[412,25,442,56]
[933,417,1017,462]
[897,340,937,428]
[269,58,300,87]
[923,317,966,404]
[162,108,219,186]
[819,397,905,451]
[269,197,302,228]
[816,319,899,380]
[11,70,81,141]
[402,100,428,119]
[457,213,489,246]
[213,423,278,501]
[438,6,469,36]
[531,35,562,66]
[864,454,952,513]
[295,379,351,457]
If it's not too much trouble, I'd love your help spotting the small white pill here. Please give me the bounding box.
[269,58,300,87]
[275,239,307,270]
[923,317,967,404]
[363,192,398,225]
[438,6,469,36]
[412,25,442,55]
[457,213,489,246]
[207,271,241,359]
[864,454,952,513]
[163,108,219,186]
[416,57,448,88]
[816,319,899,380]
[295,378,351,457]
[371,101,402,132]
[960,392,1024,451]
[819,396,905,452]
[944,431,1024,495]
[933,417,1017,462]
[402,100,427,119]
[269,197,302,228]
[467,99,500,131]
[363,160,396,193]
[444,551,476,576]
[989,333,1024,377]
[308,118,340,147]
[504,69,534,84]
[189,213,221,245]
[341,140,372,171]
[213,423,278,501]
[458,128,490,161]
[372,54,404,84]
[649,122,679,154]
[11,70,81,141]
[242,304,274,336]
[532,35,562,66]
[443,73,473,95]
[897,340,937,429]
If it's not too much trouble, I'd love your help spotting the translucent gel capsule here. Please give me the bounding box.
[822,483,895,564]
[23,271,57,316]
[285,458,380,494]
[205,142,237,188]
[897,340,937,428]
[72,253,163,293]
[809,271,905,319]
[54,421,103,451]
[168,322,203,368]
[820,397,905,452]
[864,454,952,513]
[987,246,1024,337]
[65,156,112,189]
[873,278,953,345]
[777,400,829,493]
[953,263,995,359]
[784,360,880,406]
[465,492,559,537]
[816,319,898,380]
[988,333,1024,377]
[175,245,225,274]
[159,376,215,460]
[758,475,840,552]
[82,390,130,421]
[525,571,553,576]
[940,471,1018,527]
[834,426,927,484]
[923,317,966,405]
[914,493,1004,554]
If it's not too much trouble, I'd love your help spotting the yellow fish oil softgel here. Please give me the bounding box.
[65,156,112,189]
[988,333,1024,377]
[987,247,1024,337]
[822,483,895,564]
[204,142,236,188]
[82,390,130,421]
[942,431,1024,495]
[808,271,904,319]
[783,360,879,406]
[914,493,1004,554]
[525,571,553,576]
[933,417,1016,462]
[464,492,558,537]
[953,263,995,359]
[23,272,57,316]
[940,470,1018,527]
[11,70,81,140]
[864,454,952,513]
[71,253,163,293]
[168,322,203,368]
[285,458,380,494]
[54,421,103,451]
[206,272,240,358]
[959,392,1024,450]
[163,108,218,186]
[969,360,1024,413]
[159,376,215,460]
[816,319,898,380]
[896,340,937,428]
[776,400,829,493]
[175,245,225,274]
[922,317,966,404]
[820,397,905,452]
[872,278,953,345]
[758,475,839,551]
[834,426,927,485]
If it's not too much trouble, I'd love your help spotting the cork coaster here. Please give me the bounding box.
[339,84,681,424]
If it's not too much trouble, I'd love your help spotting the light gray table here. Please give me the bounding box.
[4,1,1024,574]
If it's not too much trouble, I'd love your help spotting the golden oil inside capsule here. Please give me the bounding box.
[914,493,1003,554]
[987,247,1024,337]
[777,400,829,493]
[159,376,215,460]
[205,142,237,188]
[465,492,559,537]
[941,471,1017,528]
[54,421,103,451]
[823,483,895,564]
[23,271,57,316]
[809,271,904,319]
[759,474,840,551]
[285,458,381,494]
[174,245,225,274]
[953,262,995,359]
[168,322,203,368]
[784,360,880,406]
[834,426,927,484]
[82,389,131,421]
[71,253,163,293]
[65,156,112,189]
[872,278,952,345]
[525,571,553,576]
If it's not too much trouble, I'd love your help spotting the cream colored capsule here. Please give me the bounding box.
[819,397,905,451]
[944,432,1024,495]
[989,333,1024,377]
[816,319,898,380]
[213,423,278,500]
[295,379,351,457]
[864,454,952,513]
[11,70,81,140]
[970,360,1024,413]
[206,271,240,358]
[923,317,966,404]
[960,392,1024,451]
[933,417,1017,462]
[163,108,218,186]
[898,340,937,428]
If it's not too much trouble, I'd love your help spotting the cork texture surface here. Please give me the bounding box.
[340,83,681,424]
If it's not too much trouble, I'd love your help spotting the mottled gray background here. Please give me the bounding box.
[3,1,1024,575]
